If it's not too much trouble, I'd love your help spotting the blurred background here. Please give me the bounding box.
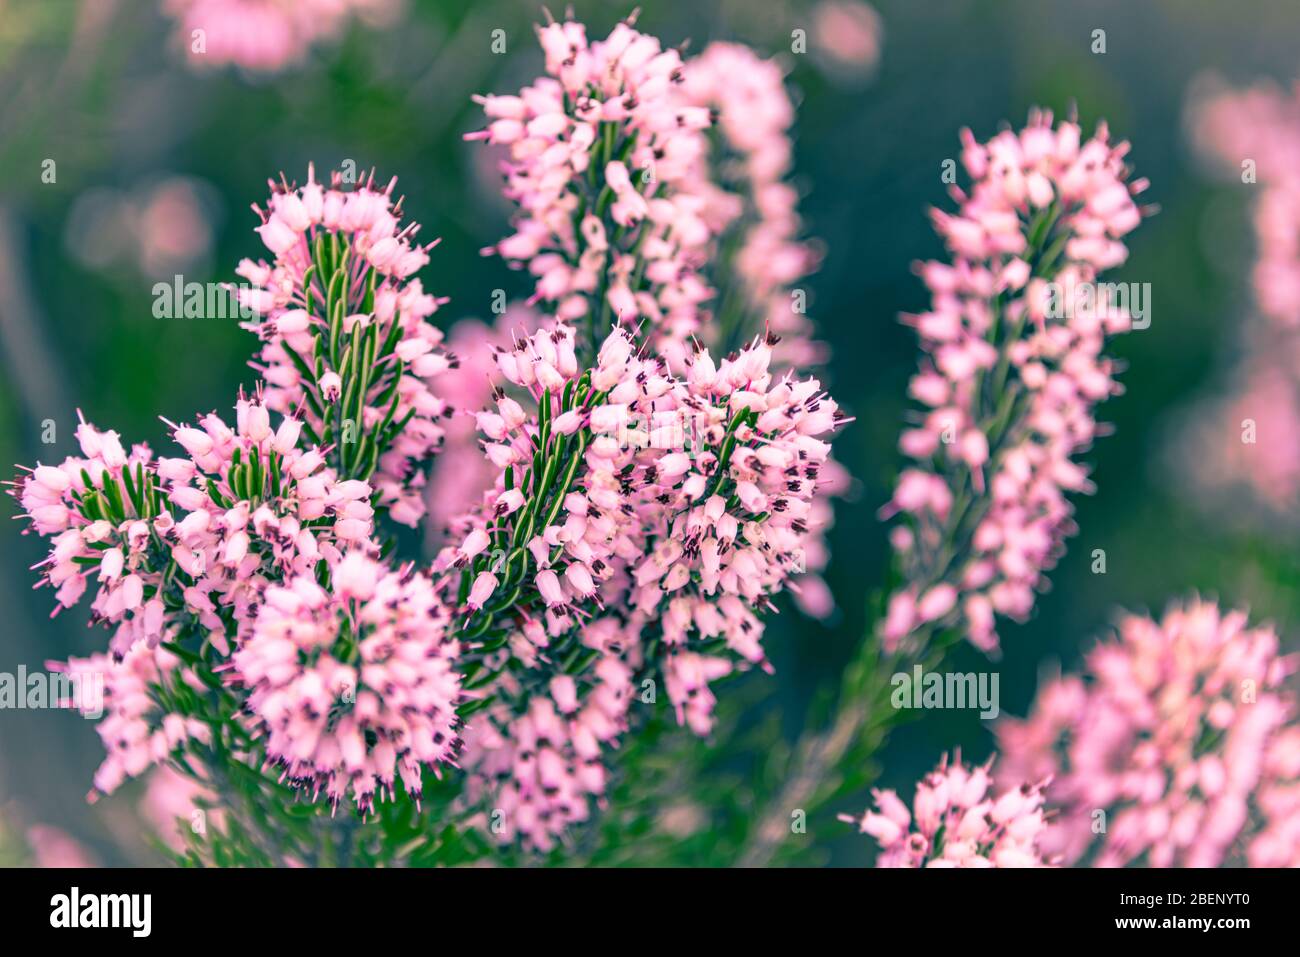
[3,0,1300,865]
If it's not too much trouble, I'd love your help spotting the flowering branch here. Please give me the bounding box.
[12,14,853,862]
[880,108,1152,655]
[739,109,1154,867]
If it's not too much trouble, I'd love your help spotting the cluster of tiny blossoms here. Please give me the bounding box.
[12,394,379,796]
[233,555,461,812]
[17,418,164,651]
[237,165,454,527]
[439,325,845,653]
[881,109,1151,653]
[996,599,1300,867]
[460,651,633,852]
[435,323,847,846]
[840,752,1056,867]
[467,14,716,362]
[15,393,371,659]
[468,17,832,373]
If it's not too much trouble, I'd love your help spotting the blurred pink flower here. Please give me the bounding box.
[678,41,828,368]
[812,1,883,80]
[25,825,98,868]
[64,177,215,277]
[424,309,541,547]
[164,0,402,73]
[142,766,222,851]
[997,598,1300,867]
[1173,77,1300,514]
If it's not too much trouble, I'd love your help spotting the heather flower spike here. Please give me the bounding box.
[881,108,1154,654]
[238,164,453,527]
[466,14,824,370]
[466,12,719,363]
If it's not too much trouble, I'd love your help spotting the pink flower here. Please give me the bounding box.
[841,752,1056,867]
[466,571,497,612]
[50,647,210,799]
[25,825,98,868]
[812,1,883,80]
[142,766,224,852]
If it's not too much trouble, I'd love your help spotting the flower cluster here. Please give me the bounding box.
[13,393,371,660]
[233,556,462,812]
[461,651,633,852]
[437,324,845,665]
[16,417,165,654]
[466,14,717,361]
[237,165,453,526]
[164,0,400,73]
[996,599,1300,867]
[1250,725,1300,867]
[881,109,1151,653]
[435,322,847,841]
[841,752,1055,867]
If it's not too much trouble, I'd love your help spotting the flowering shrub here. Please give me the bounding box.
[13,8,1296,874]
[10,14,853,863]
